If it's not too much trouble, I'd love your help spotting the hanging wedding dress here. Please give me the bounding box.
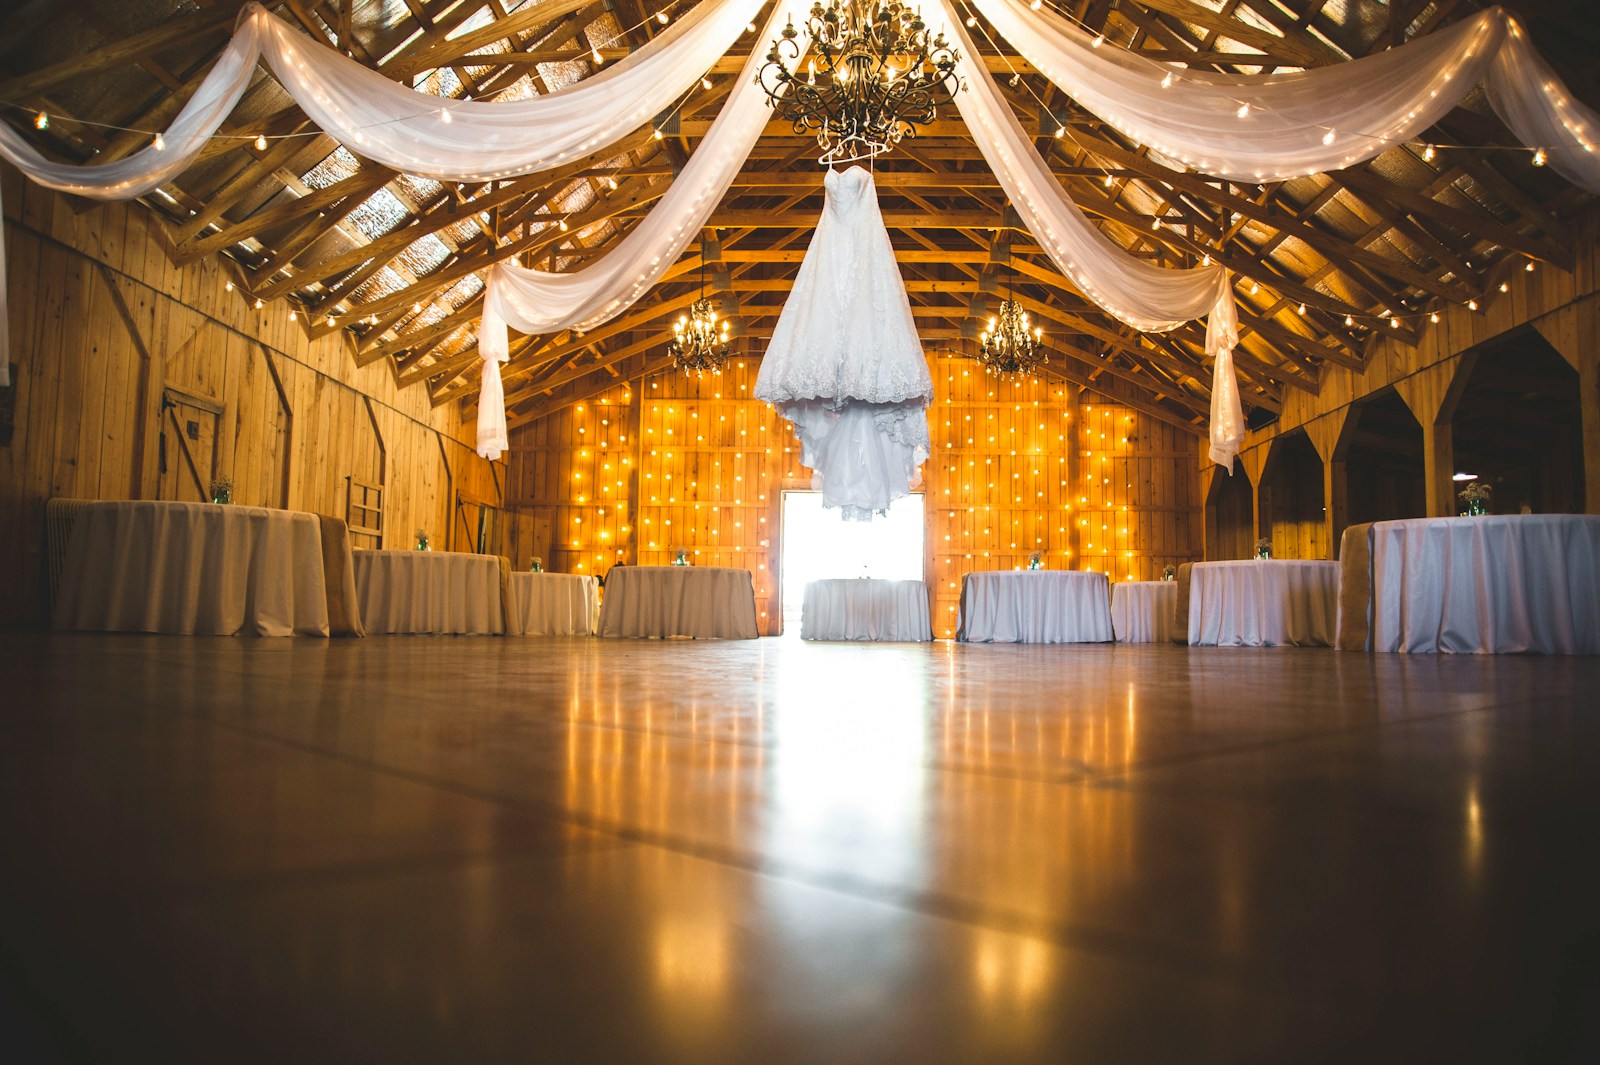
[754,166,933,520]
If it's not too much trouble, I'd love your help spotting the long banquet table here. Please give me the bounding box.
[1111,580,1179,644]
[354,549,506,635]
[505,572,598,636]
[1187,559,1339,647]
[597,565,759,639]
[53,499,361,636]
[1342,514,1600,654]
[801,579,932,642]
[956,570,1112,643]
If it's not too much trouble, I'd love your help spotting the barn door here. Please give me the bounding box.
[158,388,223,502]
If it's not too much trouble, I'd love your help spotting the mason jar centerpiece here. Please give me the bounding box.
[1254,538,1273,560]
[208,474,233,505]
[1458,480,1492,517]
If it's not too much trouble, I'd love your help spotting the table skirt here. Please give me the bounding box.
[801,579,932,642]
[354,550,506,635]
[1367,515,1600,654]
[506,573,598,636]
[1188,560,1339,647]
[597,566,759,639]
[957,571,1112,643]
[54,500,337,636]
[1111,581,1179,644]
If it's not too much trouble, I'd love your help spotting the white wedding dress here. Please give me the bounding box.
[754,166,933,521]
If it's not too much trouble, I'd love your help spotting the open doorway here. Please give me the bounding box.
[779,491,925,632]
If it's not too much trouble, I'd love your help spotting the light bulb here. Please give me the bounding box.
[1055,126,1065,138]
[1390,317,1399,328]
[1468,299,1478,310]
[591,46,603,64]
[1248,281,1259,294]
[1526,261,1536,272]
[701,76,712,90]
[34,112,48,130]
[254,298,264,309]
[255,133,267,150]
[1532,148,1547,166]
[152,133,166,150]
[1160,72,1173,89]
[327,314,336,327]
[1236,102,1250,119]
[1423,143,1436,162]
[412,302,421,313]
[1092,35,1105,47]
[1321,130,1336,145]
[224,281,234,292]
[656,11,669,24]
[1344,314,1354,326]
[440,109,451,124]
[1297,303,1306,315]
[1429,311,1440,323]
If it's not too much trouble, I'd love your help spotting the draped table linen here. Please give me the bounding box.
[801,579,932,642]
[1365,515,1600,654]
[956,570,1113,643]
[1187,560,1340,647]
[53,500,335,636]
[1111,581,1179,644]
[353,549,505,635]
[506,572,598,636]
[597,566,759,639]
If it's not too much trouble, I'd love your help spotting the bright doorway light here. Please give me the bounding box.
[779,492,925,631]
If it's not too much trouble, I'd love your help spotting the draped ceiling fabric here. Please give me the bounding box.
[0,2,1597,471]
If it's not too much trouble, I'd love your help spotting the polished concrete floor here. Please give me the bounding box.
[1,633,1598,1063]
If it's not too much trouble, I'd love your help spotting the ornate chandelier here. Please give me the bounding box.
[757,0,962,164]
[978,296,1046,379]
[669,263,730,377]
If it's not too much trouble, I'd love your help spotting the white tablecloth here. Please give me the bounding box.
[801,579,932,642]
[354,550,505,635]
[597,566,759,639]
[1368,515,1600,654]
[956,570,1112,643]
[54,500,332,636]
[506,572,597,636]
[1188,560,1339,647]
[1111,581,1179,644]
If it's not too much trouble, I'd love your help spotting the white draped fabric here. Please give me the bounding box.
[474,0,808,456]
[966,0,1600,194]
[1368,515,1600,655]
[0,0,775,388]
[505,572,599,636]
[933,0,1245,468]
[2,0,1596,477]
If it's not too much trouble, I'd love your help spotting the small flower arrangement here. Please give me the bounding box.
[1162,564,1176,582]
[1458,480,1492,515]
[208,474,234,505]
[1027,551,1043,570]
[1254,537,1273,560]
[530,557,543,573]
[671,546,690,566]
[415,529,431,551]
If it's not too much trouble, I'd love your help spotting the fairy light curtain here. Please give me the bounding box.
[0,0,1595,468]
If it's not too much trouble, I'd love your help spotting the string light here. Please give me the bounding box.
[1468,299,1479,310]
[1236,102,1250,119]
[656,11,669,23]
[224,281,234,292]
[1344,314,1354,326]
[1423,144,1436,162]
[1429,311,1440,323]
[1532,148,1547,166]
[254,298,264,309]
[152,133,165,150]
[255,133,267,150]
[701,76,713,90]
[34,112,47,130]
[1297,303,1306,315]
[1160,72,1173,89]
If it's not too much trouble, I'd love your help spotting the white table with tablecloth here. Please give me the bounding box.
[53,499,359,636]
[353,549,506,635]
[956,570,1112,643]
[1111,580,1179,644]
[1187,559,1339,647]
[506,572,598,636]
[1360,514,1600,654]
[801,579,932,642]
[597,565,759,639]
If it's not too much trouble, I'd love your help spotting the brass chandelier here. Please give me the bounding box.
[669,263,730,377]
[756,0,962,164]
[978,286,1046,379]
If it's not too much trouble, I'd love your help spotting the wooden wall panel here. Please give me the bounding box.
[0,173,500,625]
[508,356,1204,638]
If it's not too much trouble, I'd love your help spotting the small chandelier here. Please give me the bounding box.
[757,1,962,164]
[669,263,730,377]
[978,292,1046,379]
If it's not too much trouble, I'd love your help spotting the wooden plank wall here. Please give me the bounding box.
[0,171,502,625]
[507,356,1203,638]
[1216,209,1600,552]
